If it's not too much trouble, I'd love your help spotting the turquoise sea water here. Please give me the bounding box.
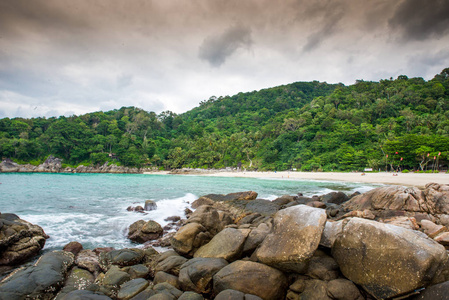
[0,173,378,251]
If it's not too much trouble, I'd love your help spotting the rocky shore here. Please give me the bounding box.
[2,184,449,299]
[0,157,143,174]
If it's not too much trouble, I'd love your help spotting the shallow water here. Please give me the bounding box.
[0,173,378,251]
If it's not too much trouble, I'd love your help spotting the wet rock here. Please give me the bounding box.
[117,278,149,300]
[0,213,49,265]
[63,241,84,256]
[56,267,95,299]
[128,220,163,243]
[100,248,145,270]
[332,217,448,299]
[0,250,74,300]
[145,200,157,211]
[194,228,250,261]
[178,257,228,294]
[76,249,101,275]
[213,260,288,300]
[255,205,327,273]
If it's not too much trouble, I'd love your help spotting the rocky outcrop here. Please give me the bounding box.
[0,213,49,266]
[0,251,74,300]
[332,217,448,299]
[255,205,327,273]
[178,257,228,294]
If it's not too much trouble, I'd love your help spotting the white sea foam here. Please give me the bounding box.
[21,193,197,251]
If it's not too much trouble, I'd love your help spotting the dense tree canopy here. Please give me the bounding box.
[1,69,449,171]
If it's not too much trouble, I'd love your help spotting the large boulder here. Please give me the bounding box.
[341,185,449,218]
[178,257,228,294]
[0,251,74,300]
[186,206,232,236]
[194,228,250,261]
[171,223,211,257]
[128,220,163,243]
[255,205,327,273]
[144,200,157,211]
[213,260,288,300]
[0,213,49,265]
[332,217,448,299]
[193,192,258,204]
[99,248,145,270]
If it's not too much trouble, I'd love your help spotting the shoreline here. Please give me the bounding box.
[143,170,448,188]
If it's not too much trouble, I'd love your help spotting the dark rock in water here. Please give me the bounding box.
[178,257,228,294]
[0,250,74,300]
[320,191,349,205]
[332,217,448,299]
[128,220,163,243]
[255,205,327,273]
[144,200,157,211]
[213,260,288,300]
[63,241,83,256]
[165,216,181,223]
[0,213,49,266]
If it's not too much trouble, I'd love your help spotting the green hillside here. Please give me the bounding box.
[1,68,449,172]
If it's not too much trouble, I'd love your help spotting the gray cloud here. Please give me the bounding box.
[0,0,448,119]
[199,24,252,67]
[389,0,449,41]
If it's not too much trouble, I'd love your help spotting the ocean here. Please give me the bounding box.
[0,173,377,251]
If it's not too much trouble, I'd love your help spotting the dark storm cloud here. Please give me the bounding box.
[389,0,449,41]
[198,24,252,67]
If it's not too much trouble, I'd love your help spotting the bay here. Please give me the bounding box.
[0,173,377,251]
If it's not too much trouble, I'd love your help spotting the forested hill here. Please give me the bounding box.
[1,68,449,172]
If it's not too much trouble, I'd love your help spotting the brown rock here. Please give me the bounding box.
[332,217,448,299]
[255,205,327,273]
[213,260,288,300]
[63,241,83,256]
[194,228,250,261]
[128,220,163,243]
[171,223,210,256]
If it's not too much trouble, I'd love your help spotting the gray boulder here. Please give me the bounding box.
[117,278,149,300]
[144,200,157,211]
[332,217,448,299]
[59,290,112,300]
[255,205,327,273]
[178,257,228,294]
[100,248,145,269]
[0,250,74,300]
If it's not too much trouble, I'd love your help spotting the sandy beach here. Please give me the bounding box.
[144,170,448,188]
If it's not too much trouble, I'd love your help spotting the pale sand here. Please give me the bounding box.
[143,170,448,188]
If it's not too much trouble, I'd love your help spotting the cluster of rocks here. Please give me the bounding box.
[0,157,141,174]
[2,184,449,299]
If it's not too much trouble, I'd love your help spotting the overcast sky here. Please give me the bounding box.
[1,0,449,119]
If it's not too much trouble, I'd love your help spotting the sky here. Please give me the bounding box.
[1,0,449,119]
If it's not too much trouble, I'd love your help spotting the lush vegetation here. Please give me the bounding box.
[1,68,449,172]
